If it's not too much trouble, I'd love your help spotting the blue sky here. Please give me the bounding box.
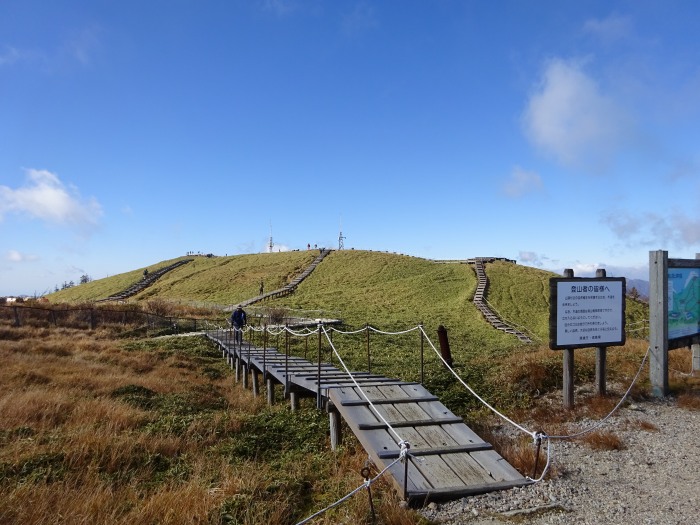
[2,0,700,296]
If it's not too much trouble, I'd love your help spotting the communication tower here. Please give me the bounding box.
[268,222,274,253]
[338,217,346,250]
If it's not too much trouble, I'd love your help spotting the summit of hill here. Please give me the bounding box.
[45,249,648,355]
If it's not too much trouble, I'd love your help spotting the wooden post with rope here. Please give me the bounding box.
[562,268,575,409]
[595,268,607,396]
[317,322,323,410]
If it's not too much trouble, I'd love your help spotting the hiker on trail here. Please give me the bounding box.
[230,305,247,346]
[259,279,264,296]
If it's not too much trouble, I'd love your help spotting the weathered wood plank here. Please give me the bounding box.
[358,417,463,430]
[340,395,439,406]
[207,331,529,502]
[377,443,493,458]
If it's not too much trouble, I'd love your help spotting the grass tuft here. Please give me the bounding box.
[581,430,625,451]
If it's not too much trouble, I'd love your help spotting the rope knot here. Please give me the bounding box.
[532,431,546,444]
[398,440,410,463]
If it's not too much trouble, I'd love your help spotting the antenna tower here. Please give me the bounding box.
[268,222,274,253]
[338,217,346,250]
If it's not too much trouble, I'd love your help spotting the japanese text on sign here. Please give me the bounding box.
[552,279,625,348]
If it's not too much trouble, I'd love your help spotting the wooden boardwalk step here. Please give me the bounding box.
[358,416,463,430]
[377,443,493,459]
[340,395,439,406]
[205,330,529,504]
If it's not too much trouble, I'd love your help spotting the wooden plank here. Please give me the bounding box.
[209,333,530,500]
[358,417,463,430]
[327,386,432,493]
[376,386,501,487]
[358,386,473,491]
[407,478,533,503]
[340,395,439,406]
[377,443,493,458]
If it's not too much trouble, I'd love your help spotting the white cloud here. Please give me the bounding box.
[522,58,632,171]
[602,209,700,249]
[0,46,22,67]
[0,168,102,228]
[503,166,543,198]
[342,2,378,36]
[6,250,39,263]
[518,251,543,266]
[583,14,633,43]
[260,0,298,16]
[267,243,291,253]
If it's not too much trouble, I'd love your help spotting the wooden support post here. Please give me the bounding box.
[263,325,267,380]
[242,364,249,389]
[285,325,289,396]
[317,322,323,410]
[692,343,700,375]
[290,391,299,411]
[563,268,575,409]
[235,357,240,383]
[419,322,424,384]
[694,253,700,375]
[366,323,371,373]
[13,306,20,327]
[649,250,669,397]
[595,269,607,396]
[328,403,342,450]
[437,325,453,367]
[563,348,575,409]
[266,378,275,406]
[252,369,259,397]
[596,346,607,396]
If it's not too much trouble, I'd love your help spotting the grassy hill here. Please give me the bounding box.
[46,250,647,353]
[16,251,687,524]
[44,250,651,405]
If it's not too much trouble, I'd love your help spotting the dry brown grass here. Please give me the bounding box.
[0,325,431,525]
[580,430,625,451]
[623,419,659,432]
[677,393,700,410]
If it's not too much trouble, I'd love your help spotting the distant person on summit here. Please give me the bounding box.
[230,305,247,346]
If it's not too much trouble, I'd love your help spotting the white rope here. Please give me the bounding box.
[284,326,320,337]
[546,346,650,440]
[419,325,538,440]
[321,326,407,445]
[294,457,401,525]
[327,326,370,335]
[525,434,552,483]
[367,325,421,336]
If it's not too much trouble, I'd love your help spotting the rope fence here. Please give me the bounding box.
[220,320,655,520]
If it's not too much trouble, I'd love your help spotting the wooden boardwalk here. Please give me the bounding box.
[205,329,530,504]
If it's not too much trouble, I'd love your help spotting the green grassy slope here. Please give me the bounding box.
[266,251,530,357]
[42,249,651,414]
[46,249,647,360]
[47,256,190,303]
[46,252,317,305]
[134,251,316,304]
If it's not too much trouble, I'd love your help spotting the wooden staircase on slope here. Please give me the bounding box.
[239,248,332,307]
[471,258,532,343]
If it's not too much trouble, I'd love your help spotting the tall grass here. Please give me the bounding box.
[0,326,427,524]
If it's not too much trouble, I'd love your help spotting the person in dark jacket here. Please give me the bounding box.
[230,305,247,346]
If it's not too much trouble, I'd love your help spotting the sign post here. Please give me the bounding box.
[650,251,700,394]
[649,250,669,397]
[550,270,626,408]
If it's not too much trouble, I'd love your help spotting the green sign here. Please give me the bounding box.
[668,267,700,340]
